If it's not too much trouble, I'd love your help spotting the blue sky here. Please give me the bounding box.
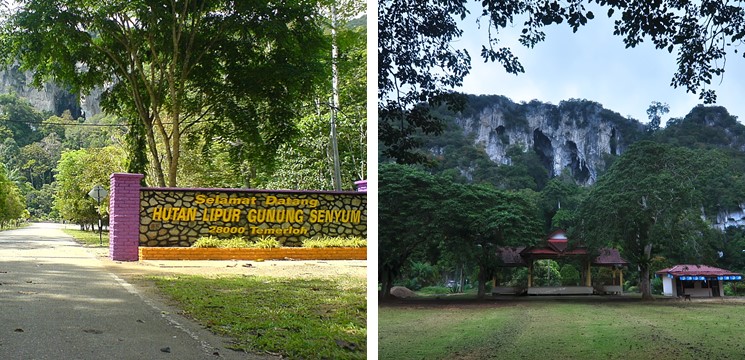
[454,5,745,125]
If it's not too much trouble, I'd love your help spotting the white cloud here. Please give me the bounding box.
[455,7,745,125]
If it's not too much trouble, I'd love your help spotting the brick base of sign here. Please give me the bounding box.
[138,247,367,261]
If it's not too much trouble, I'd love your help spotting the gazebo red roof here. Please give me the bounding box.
[655,265,742,277]
[495,246,528,266]
[593,248,628,266]
[495,230,628,266]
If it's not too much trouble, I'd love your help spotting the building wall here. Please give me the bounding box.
[682,282,712,297]
[661,277,726,297]
[662,277,675,297]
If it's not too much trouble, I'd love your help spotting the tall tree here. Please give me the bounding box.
[0,94,45,147]
[646,101,669,135]
[0,163,26,228]
[439,185,543,298]
[379,163,450,299]
[1,0,326,187]
[258,7,367,191]
[578,142,738,300]
[378,0,471,164]
[54,147,126,228]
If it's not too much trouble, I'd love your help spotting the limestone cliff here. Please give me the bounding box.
[0,66,101,118]
[452,95,644,185]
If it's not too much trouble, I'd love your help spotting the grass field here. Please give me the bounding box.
[62,228,109,247]
[153,275,366,359]
[379,298,745,360]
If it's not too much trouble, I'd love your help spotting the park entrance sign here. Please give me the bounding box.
[140,188,366,247]
[108,173,367,261]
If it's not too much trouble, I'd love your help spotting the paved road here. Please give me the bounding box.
[0,223,273,360]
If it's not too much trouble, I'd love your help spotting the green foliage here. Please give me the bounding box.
[559,264,581,286]
[378,0,469,164]
[379,163,450,297]
[0,94,45,147]
[0,163,27,227]
[379,162,543,299]
[250,236,281,249]
[53,147,126,228]
[191,236,281,249]
[645,101,669,134]
[2,0,328,187]
[193,235,365,249]
[25,183,57,220]
[657,105,745,150]
[256,105,367,190]
[717,226,745,274]
[416,286,455,295]
[651,277,663,295]
[540,176,586,232]
[175,136,246,189]
[62,113,125,151]
[399,261,440,291]
[578,141,745,299]
[723,282,745,296]
[302,236,367,248]
[530,260,562,287]
[192,236,250,249]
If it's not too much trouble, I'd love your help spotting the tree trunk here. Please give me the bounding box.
[477,264,487,299]
[640,243,654,300]
[379,270,394,300]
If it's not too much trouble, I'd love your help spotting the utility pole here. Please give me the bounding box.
[329,4,343,191]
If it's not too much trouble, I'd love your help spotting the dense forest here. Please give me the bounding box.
[380,96,745,299]
[0,3,366,230]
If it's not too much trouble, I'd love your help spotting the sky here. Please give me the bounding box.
[453,4,745,126]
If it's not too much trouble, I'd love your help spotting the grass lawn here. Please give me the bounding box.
[379,298,745,360]
[62,228,109,247]
[152,275,366,359]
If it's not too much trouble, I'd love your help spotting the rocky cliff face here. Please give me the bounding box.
[714,205,745,230]
[0,66,101,118]
[453,95,644,185]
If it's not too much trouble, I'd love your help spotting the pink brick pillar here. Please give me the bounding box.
[109,173,144,261]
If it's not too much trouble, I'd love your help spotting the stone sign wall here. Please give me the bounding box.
[139,188,367,247]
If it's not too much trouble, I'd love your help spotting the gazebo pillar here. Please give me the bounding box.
[585,261,592,287]
[528,260,534,287]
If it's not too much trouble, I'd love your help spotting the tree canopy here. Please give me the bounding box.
[54,146,126,229]
[0,162,26,228]
[578,141,745,299]
[379,0,745,163]
[1,0,328,187]
[379,162,543,298]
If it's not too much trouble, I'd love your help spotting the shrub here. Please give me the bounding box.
[302,236,367,248]
[192,236,250,248]
[651,277,663,295]
[724,282,745,296]
[417,286,454,295]
[192,236,228,248]
[248,236,281,249]
[191,235,365,249]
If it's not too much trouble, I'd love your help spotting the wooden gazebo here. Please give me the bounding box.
[493,230,628,295]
